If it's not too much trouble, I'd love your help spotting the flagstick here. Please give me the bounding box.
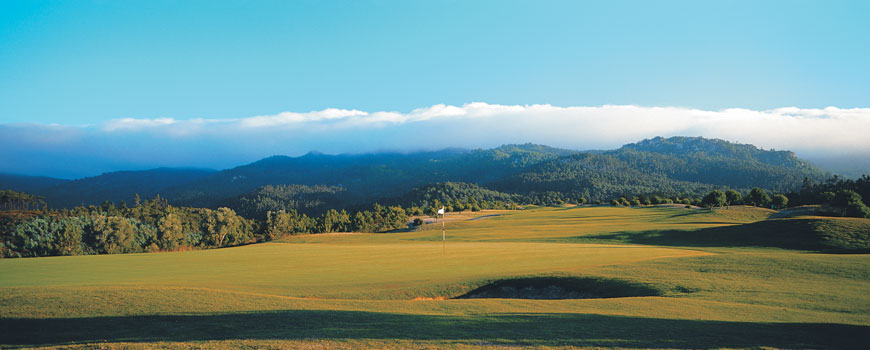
[441,212,446,255]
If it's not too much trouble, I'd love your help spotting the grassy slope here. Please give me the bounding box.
[1,206,868,349]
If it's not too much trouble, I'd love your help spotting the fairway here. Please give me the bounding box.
[2,206,869,349]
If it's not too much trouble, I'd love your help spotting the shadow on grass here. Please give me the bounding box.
[579,218,870,252]
[1,310,867,349]
[457,276,662,299]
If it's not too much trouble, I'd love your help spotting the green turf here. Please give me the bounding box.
[1,205,868,349]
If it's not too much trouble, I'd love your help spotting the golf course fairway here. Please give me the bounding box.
[2,206,868,349]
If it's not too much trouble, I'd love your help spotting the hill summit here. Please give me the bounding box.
[0,137,828,212]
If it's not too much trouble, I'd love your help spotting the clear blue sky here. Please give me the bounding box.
[2,0,868,125]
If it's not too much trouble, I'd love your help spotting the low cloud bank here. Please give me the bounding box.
[2,103,868,178]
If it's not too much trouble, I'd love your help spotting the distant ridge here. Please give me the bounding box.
[622,136,812,169]
[0,137,829,210]
[35,168,216,208]
[0,173,70,194]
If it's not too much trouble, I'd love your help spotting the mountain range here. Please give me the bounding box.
[0,137,831,215]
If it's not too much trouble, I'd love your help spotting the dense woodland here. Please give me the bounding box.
[3,172,869,258]
[0,192,410,258]
[1,137,866,258]
[1,137,828,211]
[225,184,350,219]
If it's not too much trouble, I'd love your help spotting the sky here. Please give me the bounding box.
[1,0,868,178]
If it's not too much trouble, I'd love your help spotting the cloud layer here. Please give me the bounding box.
[2,103,869,178]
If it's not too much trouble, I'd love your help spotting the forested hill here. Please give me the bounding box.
[0,174,69,194]
[36,168,216,208]
[160,144,573,208]
[0,138,829,211]
[487,137,827,202]
[622,136,814,169]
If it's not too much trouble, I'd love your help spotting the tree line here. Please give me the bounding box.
[0,190,46,211]
[0,191,412,258]
[3,173,868,258]
[606,177,869,219]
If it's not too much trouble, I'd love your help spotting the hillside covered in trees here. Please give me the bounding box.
[0,191,410,258]
[0,137,831,218]
[3,134,869,259]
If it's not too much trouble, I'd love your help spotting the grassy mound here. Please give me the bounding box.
[2,206,868,350]
[457,276,662,300]
[589,216,870,252]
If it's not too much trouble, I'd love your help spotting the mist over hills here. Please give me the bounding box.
[0,137,831,215]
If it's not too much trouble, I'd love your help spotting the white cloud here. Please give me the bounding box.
[102,117,177,131]
[3,103,869,177]
[239,108,368,128]
[86,103,870,155]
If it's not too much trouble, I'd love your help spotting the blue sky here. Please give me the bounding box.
[1,0,869,178]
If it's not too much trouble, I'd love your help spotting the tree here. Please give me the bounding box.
[771,194,789,209]
[831,190,870,218]
[746,187,771,207]
[157,213,184,250]
[0,190,44,211]
[9,217,58,257]
[205,207,249,247]
[845,201,870,218]
[470,202,482,211]
[637,194,651,206]
[88,216,137,254]
[819,191,836,204]
[318,209,350,233]
[701,190,727,209]
[336,210,351,232]
[352,210,375,232]
[265,209,309,238]
[724,189,742,206]
[319,209,340,233]
[56,218,84,256]
[831,190,861,209]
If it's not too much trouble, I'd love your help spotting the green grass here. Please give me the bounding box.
[584,216,870,251]
[1,205,868,349]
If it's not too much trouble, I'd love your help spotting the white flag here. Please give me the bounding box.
[437,206,445,215]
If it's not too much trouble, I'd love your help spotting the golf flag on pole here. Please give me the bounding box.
[438,206,446,241]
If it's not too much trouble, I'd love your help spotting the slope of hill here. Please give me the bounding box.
[164,144,572,208]
[622,136,812,169]
[492,137,827,198]
[224,184,351,218]
[11,137,830,210]
[616,136,825,190]
[144,138,831,210]
[39,168,216,208]
[394,182,521,209]
[0,173,69,194]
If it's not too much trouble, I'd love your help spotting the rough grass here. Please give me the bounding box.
[0,241,705,300]
[1,205,868,349]
[584,215,870,252]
